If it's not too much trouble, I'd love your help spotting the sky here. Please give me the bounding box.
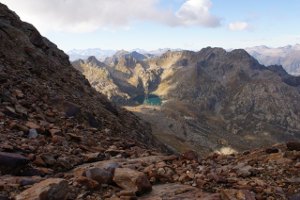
[1,0,300,52]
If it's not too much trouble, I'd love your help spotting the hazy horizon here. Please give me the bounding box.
[2,0,300,52]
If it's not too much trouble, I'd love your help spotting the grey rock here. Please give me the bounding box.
[28,129,38,139]
[85,167,113,184]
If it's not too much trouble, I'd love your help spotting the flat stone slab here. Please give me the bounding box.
[139,183,220,200]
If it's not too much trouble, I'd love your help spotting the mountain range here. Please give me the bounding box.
[68,48,116,61]
[72,48,300,154]
[245,44,300,75]
[68,45,300,76]
[68,48,175,62]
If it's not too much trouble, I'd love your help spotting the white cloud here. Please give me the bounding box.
[228,21,250,31]
[1,0,220,33]
[176,0,220,27]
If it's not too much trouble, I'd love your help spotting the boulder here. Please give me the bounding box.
[15,178,69,200]
[139,183,220,200]
[85,167,113,184]
[113,168,152,195]
[0,152,29,174]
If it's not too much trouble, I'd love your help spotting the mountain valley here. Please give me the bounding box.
[0,2,300,200]
[73,48,300,155]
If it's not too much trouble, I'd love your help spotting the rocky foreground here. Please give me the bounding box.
[1,141,300,199]
[0,3,300,200]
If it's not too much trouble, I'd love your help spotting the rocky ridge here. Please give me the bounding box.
[73,47,300,155]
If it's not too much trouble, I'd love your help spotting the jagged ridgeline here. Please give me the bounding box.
[73,46,300,154]
[1,2,300,200]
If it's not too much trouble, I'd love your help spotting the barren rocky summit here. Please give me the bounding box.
[0,3,300,200]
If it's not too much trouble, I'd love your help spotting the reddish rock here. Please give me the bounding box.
[220,189,256,200]
[13,89,24,98]
[117,190,136,197]
[76,176,99,189]
[83,152,106,162]
[139,184,220,200]
[181,150,198,161]
[66,133,83,142]
[15,178,69,200]
[49,128,61,136]
[25,121,40,130]
[113,168,152,195]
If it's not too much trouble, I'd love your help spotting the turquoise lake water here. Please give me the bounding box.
[144,96,162,106]
[132,94,162,106]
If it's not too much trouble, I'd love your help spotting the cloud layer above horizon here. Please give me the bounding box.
[2,0,221,32]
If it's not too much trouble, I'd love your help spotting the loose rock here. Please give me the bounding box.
[113,168,152,195]
[15,178,69,200]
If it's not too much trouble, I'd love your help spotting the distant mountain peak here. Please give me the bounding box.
[246,44,300,75]
[86,55,98,62]
[115,49,129,56]
[84,56,106,68]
